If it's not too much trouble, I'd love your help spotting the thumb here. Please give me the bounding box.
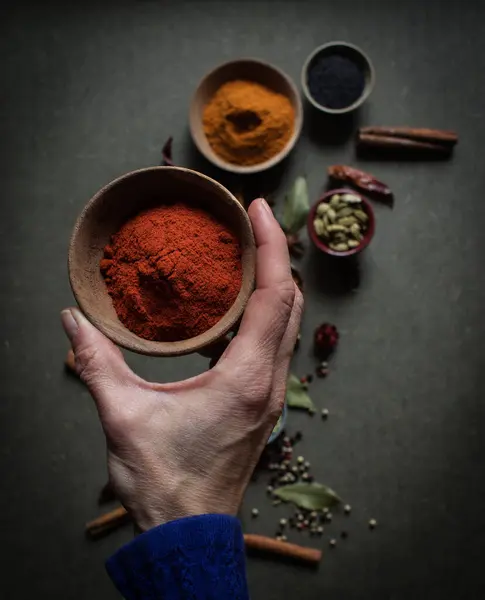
[60,307,139,415]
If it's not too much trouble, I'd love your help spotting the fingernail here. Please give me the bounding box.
[61,309,79,341]
[260,198,273,215]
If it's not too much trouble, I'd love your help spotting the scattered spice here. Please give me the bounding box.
[203,80,295,166]
[314,323,339,358]
[100,203,242,342]
[286,374,315,412]
[161,136,175,166]
[357,126,457,156]
[328,165,393,204]
[307,54,365,110]
[359,126,458,147]
[358,133,451,156]
[272,482,341,511]
[312,192,370,252]
[282,177,310,257]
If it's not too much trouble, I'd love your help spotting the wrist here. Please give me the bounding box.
[132,489,240,532]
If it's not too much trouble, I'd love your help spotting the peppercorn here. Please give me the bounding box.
[329,538,337,548]
[369,519,377,529]
[341,531,348,539]
[297,456,304,464]
[251,508,259,518]
[267,485,274,494]
[314,323,339,358]
[326,513,333,522]
[316,363,329,378]
[279,518,287,528]
[344,504,351,514]
[321,408,329,419]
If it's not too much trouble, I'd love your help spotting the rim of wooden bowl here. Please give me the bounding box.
[189,58,303,174]
[68,166,256,356]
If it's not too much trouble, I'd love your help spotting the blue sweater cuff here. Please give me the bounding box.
[106,514,249,600]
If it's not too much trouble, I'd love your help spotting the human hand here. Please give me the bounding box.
[61,199,303,532]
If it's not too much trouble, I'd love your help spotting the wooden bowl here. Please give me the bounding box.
[307,188,375,257]
[190,58,303,174]
[68,166,256,356]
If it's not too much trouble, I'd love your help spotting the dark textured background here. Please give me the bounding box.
[1,1,484,598]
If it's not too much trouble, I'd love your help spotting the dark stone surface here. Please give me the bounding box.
[1,1,484,598]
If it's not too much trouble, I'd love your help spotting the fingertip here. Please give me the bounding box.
[248,197,273,219]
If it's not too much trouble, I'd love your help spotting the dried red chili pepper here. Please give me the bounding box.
[328,165,393,203]
[314,323,339,358]
[161,136,175,166]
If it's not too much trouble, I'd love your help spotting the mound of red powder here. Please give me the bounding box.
[100,203,242,342]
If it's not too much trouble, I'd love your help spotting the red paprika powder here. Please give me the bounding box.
[100,202,242,341]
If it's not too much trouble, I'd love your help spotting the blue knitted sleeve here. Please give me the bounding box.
[106,514,249,600]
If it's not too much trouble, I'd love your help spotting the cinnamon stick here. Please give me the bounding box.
[358,133,452,155]
[85,507,322,564]
[65,349,76,373]
[86,506,130,538]
[359,126,458,146]
[244,534,322,565]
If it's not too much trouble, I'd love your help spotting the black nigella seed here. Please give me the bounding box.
[307,54,366,110]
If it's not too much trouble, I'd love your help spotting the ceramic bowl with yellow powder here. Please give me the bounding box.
[190,59,303,174]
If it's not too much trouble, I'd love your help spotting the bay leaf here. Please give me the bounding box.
[286,374,315,411]
[273,482,341,511]
[282,176,309,235]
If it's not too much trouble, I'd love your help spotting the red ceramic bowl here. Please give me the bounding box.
[307,188,375,257]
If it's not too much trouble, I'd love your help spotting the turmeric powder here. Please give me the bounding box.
[203,80,295,166]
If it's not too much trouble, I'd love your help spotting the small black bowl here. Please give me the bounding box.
[301,41,375,114]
